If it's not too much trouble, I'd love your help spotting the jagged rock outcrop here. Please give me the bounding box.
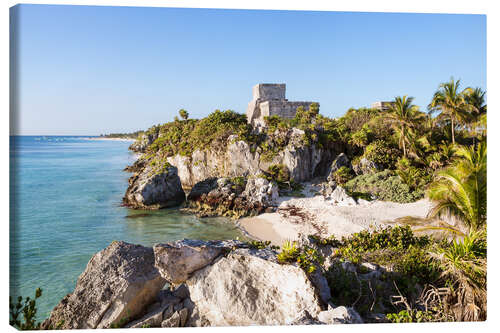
[352,158,381,175]
[41,241,166,329]
[317,305,363,324]
[127,131,339,190]
[184,247,323,326]
[153,240,243,284]
[123,165,185,209]
[242,177,279,207]
[325,186,357,206]
[124,286,192,329]
[326,153,351,182]
[129,132,159,153]
[184,177,278,218]
[44,238,381,329]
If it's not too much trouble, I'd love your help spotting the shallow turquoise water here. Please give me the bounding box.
[9,136,245,320]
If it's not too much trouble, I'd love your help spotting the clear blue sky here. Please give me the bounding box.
[11,4,486,135]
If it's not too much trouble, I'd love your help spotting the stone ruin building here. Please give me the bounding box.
[371,101,395,111]
[246,83,319,128]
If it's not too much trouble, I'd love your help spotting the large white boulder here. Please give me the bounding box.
[185,248,323,326]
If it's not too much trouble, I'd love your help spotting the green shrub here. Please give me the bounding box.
[261,164,302,192]
[10,288,43,330]
[337,225,430,255]
[386,310,435,323]
[363,140,400,169]
[350,124,373,147]
[396,157,432,191]
[277,240,324,274]
[325,263,363,306]
[245,240,280,250]
[332,166,353,185]
[344,170,424,203]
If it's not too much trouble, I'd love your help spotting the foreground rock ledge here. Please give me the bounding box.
[44,239,363,328]
[42,241,166,329]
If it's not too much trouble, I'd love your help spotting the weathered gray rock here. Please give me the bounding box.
[186,177,219,201]
[186,248,322,326]
[185,176,278,218]
[124,303,169,328]
[309,269,332,305]
[129,132,159,153]
[327,186,357,206]
[178,307,189,327]
[317,306,363,324]
[157,289,182,307]
[242,177,279,207]
[184,298,211,327]
[123,165,185,209]
[153,239,244,284]
[353,158,380,175]
[172,283,190,299]
[42,241,166,329]
[326,153,351,182]
[161,311,180,327]
[291,310,325,325]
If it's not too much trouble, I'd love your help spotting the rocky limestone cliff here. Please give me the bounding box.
[127,130,339,190]
[44,239,366,329]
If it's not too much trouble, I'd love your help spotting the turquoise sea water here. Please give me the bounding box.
[9,136,246,320]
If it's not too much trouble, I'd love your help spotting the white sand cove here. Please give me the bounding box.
[238,194,434,246]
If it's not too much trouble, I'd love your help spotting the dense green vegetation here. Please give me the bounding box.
[344,170,424,203]
[294,222,486,323]
[146,109,251,157]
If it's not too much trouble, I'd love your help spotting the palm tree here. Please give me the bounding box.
[463,87,487,143]
[427,142,486,233]
[386,95,425,157]
[431,230,486,321]
[428,78,468,145]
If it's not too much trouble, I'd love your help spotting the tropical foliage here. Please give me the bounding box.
[427,142,486,233]
[385,96,426,157]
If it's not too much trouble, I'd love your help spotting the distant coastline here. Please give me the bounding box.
[86,137,136,142]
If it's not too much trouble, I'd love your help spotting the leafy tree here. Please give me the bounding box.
[179,109,189,120]
[428,78,468,144]
[385,96,426,157]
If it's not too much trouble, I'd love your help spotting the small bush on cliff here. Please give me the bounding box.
[344,170,424,203]
[10,288,43,330]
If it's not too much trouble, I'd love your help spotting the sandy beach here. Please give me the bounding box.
[238,194,434,246]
